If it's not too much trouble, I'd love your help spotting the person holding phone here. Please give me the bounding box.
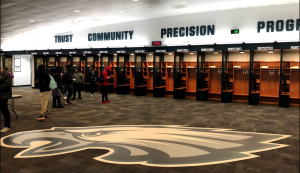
[72,68,84,100]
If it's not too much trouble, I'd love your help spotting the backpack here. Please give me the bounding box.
[97,74,104,84]
[49,75,57,90]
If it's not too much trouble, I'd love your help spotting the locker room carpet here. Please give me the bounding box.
[0,87,299,173]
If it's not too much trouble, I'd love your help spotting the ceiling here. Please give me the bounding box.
[1,0,298,40]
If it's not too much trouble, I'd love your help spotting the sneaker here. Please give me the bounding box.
[1,127,10,133]
[107,101,112,103]
[102,101,108,104]
[65,102,72,105]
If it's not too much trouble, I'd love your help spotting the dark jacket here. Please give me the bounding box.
[63,70,73,85]
[37,71,51,92]
[0,71,12,99]
[88,70,98,83]
[53,73,63,89]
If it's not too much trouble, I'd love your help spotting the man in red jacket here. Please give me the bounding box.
[102,66,111,104]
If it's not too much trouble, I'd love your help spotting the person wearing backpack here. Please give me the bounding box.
[36,65,51,121]
[72,68,84,100]
[62,65,74,105]
[101,66,112,104]
[52,67,64,108]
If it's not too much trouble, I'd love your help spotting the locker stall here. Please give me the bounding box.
[253,50,281,105]
[153,53,165,97]
[181,52,197,98]
[203,51,222,101]
[145,53,154,95]
[280,49,300,107]
[100,54,114,93]
[161,52,175,97]
[134,53,147,96]
[117,54,130,95]
[227,51,251,103]
[174,52,184,99]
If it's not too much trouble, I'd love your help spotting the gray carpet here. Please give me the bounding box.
[0,87,299,173]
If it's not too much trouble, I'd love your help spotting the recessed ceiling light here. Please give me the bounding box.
[149,54,153,55]
[130,54,134,55]
[168,53,172,55]
[239,51,245,53]
[213,51,219,54]
[182,1,186,4]
[113,54,117,55]
[190,52,194,54]
[133,0,139,1]
[74,10,80,12]
[268,50,274,53]
[119,11,124,13]
[29,20,35,23]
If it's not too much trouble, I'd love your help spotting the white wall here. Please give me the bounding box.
[183,53,197,62]
[146,55,153,62]
[205,53,222,61]
[12,55,31,86]
[283,51,299,61]
[254,52,281,61]
[2,4,299,51]
[228,52,250,61]
[164,55,174,62]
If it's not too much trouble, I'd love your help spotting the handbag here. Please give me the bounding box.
[52,88,61,97]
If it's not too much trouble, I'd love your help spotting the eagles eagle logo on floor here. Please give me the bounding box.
[1,125,290,167]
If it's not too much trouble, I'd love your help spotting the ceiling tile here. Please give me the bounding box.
[1,3,31,12]
[14,6,44,15]
[1,13,21,21]
[1,0,18,9]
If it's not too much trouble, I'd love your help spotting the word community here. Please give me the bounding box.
[88,31,134,41]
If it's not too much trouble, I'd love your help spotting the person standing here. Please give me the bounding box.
[101,66,112,104]
[4,67,14,78]
[88,65,98,97]
[72,68,84,100]
[0,67,12,132]
[36,65,51,121]
[52,67,64,108]
[63,65,74,105]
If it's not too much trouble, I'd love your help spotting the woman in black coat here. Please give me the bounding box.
[52,67,64,108]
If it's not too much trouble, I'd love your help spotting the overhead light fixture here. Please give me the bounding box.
[239,51,245,53]
[268,50,274,53]
[190,52,195,54]
[213,51,219,54]
[149,54,153,55]
[130,54,134,55]
[182,1,186,3]
[113,54,117,55]
[29,20,35,23]
[119,11,124,13]
[168,53,172,55]
[133,0,139,1]
[74,10,80,12]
